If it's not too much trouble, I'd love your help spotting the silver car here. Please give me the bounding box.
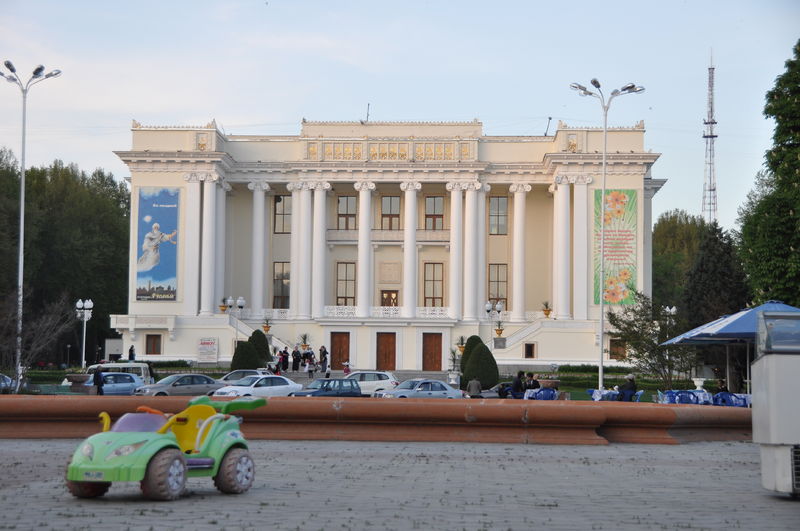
[133,373,224,396]
[376,379,466,399]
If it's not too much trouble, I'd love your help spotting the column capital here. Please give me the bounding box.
[555,174,593,185]
[481,183,492,193]
[310,181,332,192]
[400,181,422,192]
[286,181,312,192]
[446,181,480,192]
[221,181,232,192]
[354,181,376,192]
[185,171,217,183]
[247,181,271,192]
[509,183,532,193]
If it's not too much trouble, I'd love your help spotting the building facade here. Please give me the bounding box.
[111,119,664,370]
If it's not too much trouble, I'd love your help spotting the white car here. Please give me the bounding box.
[213,375,302,398]
[217,369,272,385]
[345,371,399,396]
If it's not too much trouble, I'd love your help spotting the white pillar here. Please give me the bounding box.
[248,181,269,316]
[312,181,331,318]
[572,176,592,320]
[401,181,421,318]
[477,183,490,320]
[183,173,203,315]
[462,182,480,321]
[199,173,219,316]
[446,182,464,320]
[214,181,230,309]
[510,183,531,322]
[298,183,313,319]
[554,178,572,320]
[355,181,375,318]
[287,182,301,318]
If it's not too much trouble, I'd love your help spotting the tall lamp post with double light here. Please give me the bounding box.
[1,60,61,388]
[570,78,644,390]
[75,299,94,369]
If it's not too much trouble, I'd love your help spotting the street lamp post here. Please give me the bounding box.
[226,295,247,348]
[1,60,61,389]
[75,299,94,369]
[570,79,644,390]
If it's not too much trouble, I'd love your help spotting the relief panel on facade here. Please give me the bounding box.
[378,261,401,284]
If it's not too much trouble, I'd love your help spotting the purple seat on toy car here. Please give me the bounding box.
[111,413,168,433]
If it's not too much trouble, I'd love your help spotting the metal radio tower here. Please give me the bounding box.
[702,55,718,223]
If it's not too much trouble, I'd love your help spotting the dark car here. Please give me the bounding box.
[290,378,362,397]
[478,382,514,399]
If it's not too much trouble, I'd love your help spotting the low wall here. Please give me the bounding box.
[0,396,751,445]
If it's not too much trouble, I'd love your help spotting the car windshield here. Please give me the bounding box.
[156,374,181,385]
[306,379,326,390]
[235,376,260,386]
[111,413,168,432]
[396,380,419,390]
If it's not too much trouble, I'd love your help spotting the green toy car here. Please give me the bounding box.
[66,395,266,500]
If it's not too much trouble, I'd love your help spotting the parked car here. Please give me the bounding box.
[83,372,145,395]
[290,378,362,398]
[0,373,13,393]
[345,371,399,396]
[217,369,272,385]
[375,379,466,399]
[133,374,224,396]
[478,382,513,399]
[62,362,155,386]
[213,375,302,398]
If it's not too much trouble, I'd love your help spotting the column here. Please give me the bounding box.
[183,173,203,315]
[477,183,490,319]
[572,176,592,320]
[446,182,463,320]
[510,183,531,321]
[462,182,480,321]
[355,181,375,318]
[311,181,331,318]
[287,182,301,318]
[214,181,230,309]
[248,181,270,316]
[554,177,572,320]
[298,183,313,319]
[401,181,421,318]
[199,173,219,316]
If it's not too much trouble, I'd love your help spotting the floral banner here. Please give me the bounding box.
[136,187,179,301]
[593,189,637,305]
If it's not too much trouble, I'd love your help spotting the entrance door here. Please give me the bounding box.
[422,333,442,371]
[376,332,396,371]
[330,332,350,370]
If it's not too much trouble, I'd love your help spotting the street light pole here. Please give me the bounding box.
[76,299,94,369]
[1,61,61,390]
[570,79,644,389]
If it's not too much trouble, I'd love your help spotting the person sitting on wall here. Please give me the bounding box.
[617,374,637,401]
[525,372,540,390]
[717,379,729,393]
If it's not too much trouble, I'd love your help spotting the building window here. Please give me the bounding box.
[488,264,508,308]
[337,196,357,230]
[336,262,356,306]
[489,196,508,235]
[424,262,444,307]
[424,196,444,230]
[381,290,398,307]
[273,262,290,309]
[381,196,400,230]
[609,339,627,361]
[145,334,162,355]
[524,343,537,359]
[274,195,291,234]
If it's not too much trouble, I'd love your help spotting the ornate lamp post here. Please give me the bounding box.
[570,78,644,389]
[1,60,61,389]
[485,300,505,336]
[75,299,94,369]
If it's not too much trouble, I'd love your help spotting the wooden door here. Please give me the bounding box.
[422,333,442,371]
[330,332,350,370]
[376,332,396,371]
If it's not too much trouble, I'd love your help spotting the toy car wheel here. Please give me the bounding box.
[213,448,255,494]
[66,480,111,498]
[140,448,186,501]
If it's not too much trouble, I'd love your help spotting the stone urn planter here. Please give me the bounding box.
[495,328,504,337]
[692,377,706,390]
[262,325,271,334]
[65,373,93,394]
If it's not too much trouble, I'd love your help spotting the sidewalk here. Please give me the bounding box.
[1,440,796,530]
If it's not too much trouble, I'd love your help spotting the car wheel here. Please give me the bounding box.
[155,392,167,397]
[398,396,407,398]
[213,448,255,494]
[140,448,186,501]
[243,394,251,397]
[66,480,111,498]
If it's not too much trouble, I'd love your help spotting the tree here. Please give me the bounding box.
[737,39,800,306]
[606,291,696,389]
[230,341,261,370]
[248,329,272,364]
[462,343,500,389]
[459,335,484,373]
[652,209,706,309]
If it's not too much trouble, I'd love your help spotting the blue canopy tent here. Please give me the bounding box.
[661,301,800,392]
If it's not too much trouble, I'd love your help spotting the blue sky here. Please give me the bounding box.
[1,0,798,230]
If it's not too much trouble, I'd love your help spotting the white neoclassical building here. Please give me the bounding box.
[111,119,664,370]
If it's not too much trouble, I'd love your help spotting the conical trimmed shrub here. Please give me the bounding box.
[248,329,272,364]
[231,341,261,370]
[463,343,500,389]
[459,335,484,373]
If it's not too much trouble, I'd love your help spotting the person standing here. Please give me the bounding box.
[128,345,136,361]
[306,352,316,380]
[319,346,329,375]
[291,346,301,372]
[466,377,482,398]
[281,348,289,372]
[92,367,105,396]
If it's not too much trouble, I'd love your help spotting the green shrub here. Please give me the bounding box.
[459,335,484,373]
[231,342,262,370]
[463,343,500,389]
[248,329,272,363]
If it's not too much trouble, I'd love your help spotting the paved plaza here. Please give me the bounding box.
[0,439,797,530]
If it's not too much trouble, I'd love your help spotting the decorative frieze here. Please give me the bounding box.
[247,181,271,192]
[353,181,376,192]
[509,183,532,193]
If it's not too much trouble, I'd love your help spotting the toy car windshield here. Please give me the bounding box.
[111,413,168,433]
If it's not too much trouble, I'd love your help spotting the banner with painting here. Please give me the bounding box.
[593,189,637,305]
[136,187,179,301]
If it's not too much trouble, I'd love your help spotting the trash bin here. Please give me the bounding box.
[754,311,800,497]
